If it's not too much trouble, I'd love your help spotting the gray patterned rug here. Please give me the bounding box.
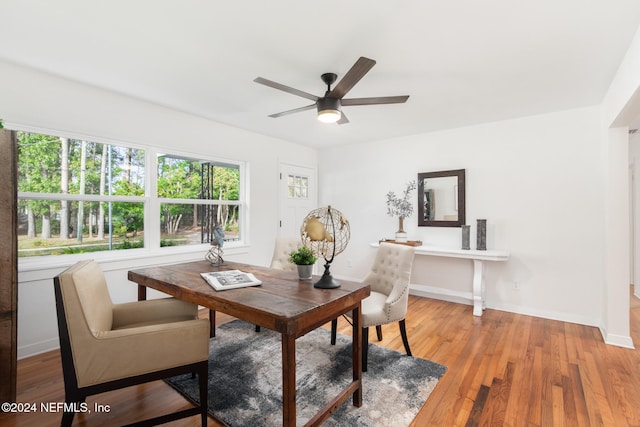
[166,320,447,426]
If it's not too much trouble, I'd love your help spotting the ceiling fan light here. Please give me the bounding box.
[317,109,341,123]
[317,98,341,123]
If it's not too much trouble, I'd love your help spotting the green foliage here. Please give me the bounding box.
[119,239,144,250]
[157,157,201,199]
[160,238,177,247]
[63,247,85,254]
[213,166,240,201]
[111,202,144,234]
[288,246,317,265]
[17,133,62,219]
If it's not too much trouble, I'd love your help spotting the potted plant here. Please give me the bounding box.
[288,246,318,280]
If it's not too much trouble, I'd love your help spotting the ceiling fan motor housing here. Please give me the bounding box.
[317,97,341,122]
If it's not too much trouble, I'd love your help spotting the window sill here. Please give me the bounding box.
[18,243,250,277]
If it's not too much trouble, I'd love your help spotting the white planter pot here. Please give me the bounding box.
[395,231,408,243]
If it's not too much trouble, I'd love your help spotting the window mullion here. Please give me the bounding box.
[147,148,160,250]
[158,198,237,206]
[18,192,145,203]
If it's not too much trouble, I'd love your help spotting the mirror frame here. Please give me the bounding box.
[417,169,466,227]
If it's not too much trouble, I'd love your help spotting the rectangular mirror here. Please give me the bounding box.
[418,169,465,227]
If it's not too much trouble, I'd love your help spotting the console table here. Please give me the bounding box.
[371,243,509,316]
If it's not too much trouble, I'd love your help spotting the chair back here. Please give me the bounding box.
[365,243,415,300]
[270,236,301,272]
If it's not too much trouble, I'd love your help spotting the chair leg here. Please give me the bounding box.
[255,325,261,332]
[330,318,337,345]
[399,319,412,356]
[198,363,208,426]
[61,397,84,427]
[61,405,75,427]
[376,325,383,341]
[362,326,369,372]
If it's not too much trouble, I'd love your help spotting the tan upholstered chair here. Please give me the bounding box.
[270,236,302,272]
[54,259,210,426]
[331,242,416,371]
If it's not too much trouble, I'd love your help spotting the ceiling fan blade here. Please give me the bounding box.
[329,57,376,99]
[268,103,316,118]
[254,77,319,102]
[337,112,349,125]
[341,95,409,106]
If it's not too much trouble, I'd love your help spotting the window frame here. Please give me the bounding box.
[14,125,248,270]
[152,150,246,250]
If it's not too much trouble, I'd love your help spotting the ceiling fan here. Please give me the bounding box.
[254,57,409,125]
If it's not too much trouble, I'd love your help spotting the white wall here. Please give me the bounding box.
[318,106,606,326]
[0,59,318,357]
[601,127,632,348]
[599,24,640,348]
[631,133,640,295]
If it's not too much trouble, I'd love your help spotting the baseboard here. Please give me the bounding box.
[488,301,601,327]
[18,337,59,359]
[409,284,472,307]
[411,284,612,335]
[599,326,636,349]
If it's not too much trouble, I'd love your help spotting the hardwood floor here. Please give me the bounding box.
[3,293,639,426]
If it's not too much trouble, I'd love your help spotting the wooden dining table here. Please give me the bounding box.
[128,260,370,426]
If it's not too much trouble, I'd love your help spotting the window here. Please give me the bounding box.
[157,154,241,247]
[288,174,308,199]
[16,130,245,258]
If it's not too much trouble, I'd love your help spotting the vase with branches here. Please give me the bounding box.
[386,180,416,242]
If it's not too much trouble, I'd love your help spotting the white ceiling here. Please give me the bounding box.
[2,1,640,148]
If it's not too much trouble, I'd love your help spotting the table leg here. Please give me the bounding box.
[472,259,485,316]
[352,304,363,406]
[282,334,296,426]
[209,310,216,338]
[137,284,147,301]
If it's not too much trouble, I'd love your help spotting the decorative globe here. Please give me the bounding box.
[300,206,350,288]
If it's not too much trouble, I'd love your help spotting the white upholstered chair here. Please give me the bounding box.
[270,236,302,272]
[331,242,416,371]
[54,259,210,426]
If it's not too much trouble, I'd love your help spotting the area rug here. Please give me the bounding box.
[166,320,447,426]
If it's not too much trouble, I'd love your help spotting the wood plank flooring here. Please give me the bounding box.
[2,292,639,426]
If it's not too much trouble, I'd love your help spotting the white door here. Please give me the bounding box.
[279,163,317,239]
